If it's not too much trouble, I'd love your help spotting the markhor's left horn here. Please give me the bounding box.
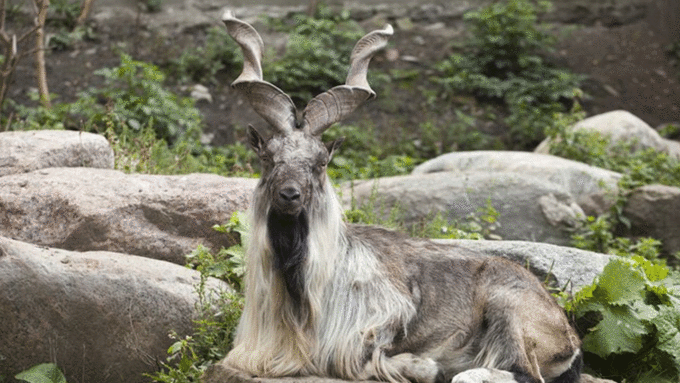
[301,24,393,136]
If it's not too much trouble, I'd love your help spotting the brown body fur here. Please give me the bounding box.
[349,225,581,382]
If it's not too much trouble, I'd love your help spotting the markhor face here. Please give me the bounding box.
[255,129,331,217]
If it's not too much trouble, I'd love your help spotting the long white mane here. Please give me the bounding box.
[226,177,416,381]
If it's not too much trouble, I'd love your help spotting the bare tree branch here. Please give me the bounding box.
[0,0,6,32]
[76,0,95,28]
[18,23,41,43]
[0,0,44,113]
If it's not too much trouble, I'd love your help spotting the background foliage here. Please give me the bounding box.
[434,0,584,149]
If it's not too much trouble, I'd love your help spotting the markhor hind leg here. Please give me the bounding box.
[357,352,443,383]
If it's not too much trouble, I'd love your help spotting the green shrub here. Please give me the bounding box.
[148,212,247,382]
[434,0,584,149]
[106,121,258,177]
[323,124,418,181]
[48,26,95,51]
[48,0,81,29]
[263,7,366,105]
[562,256,680,383]
[9,56,260,177]
[166,26,242,85]
[12,53,204,146]
[81,53,203,144]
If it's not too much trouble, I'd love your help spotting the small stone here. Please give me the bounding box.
[191,84,213,103]
[385,48,399,62]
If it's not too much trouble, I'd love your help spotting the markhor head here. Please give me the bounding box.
[222,10,393,218]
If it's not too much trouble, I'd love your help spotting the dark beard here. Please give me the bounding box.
[267,209,309,304]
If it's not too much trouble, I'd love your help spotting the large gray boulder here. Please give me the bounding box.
[535,110,680,160]
[412,151,621,216]
[622,184,680,256]
[0,236,229,383]
[343,172,585,246]
[0,167,257,264]
[439,239,611,290]
[0,130,114,176]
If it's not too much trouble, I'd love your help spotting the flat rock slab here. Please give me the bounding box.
[203,364,614,383]
[0,167,258,263]
[203,364,380,383]
[440,239,611,290]
[0,130,114,176]
[0,236,229,383]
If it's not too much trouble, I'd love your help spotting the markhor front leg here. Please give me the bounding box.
[451,368,529,383]
[358,353,442,383]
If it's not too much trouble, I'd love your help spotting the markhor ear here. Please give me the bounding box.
[247,125,266,155]
[325,137,345,160]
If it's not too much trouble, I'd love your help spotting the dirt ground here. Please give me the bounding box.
[4,4,680,148]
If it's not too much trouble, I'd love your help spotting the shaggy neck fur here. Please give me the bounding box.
[267,209,309,305]
[224,177,416,381]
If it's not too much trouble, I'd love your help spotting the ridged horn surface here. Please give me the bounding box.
[222,10,297,135]
[302,24,393,136]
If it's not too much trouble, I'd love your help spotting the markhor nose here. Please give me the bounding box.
[279,187,301,202]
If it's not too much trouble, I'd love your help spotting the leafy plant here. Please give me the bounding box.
[323,123,418,181]
[106,122,257,177]
[48,0,81,29]
[434,0,584,149]
[12,53,204,145]
[81,53,203,144]
[546,111,680,190]
[263,7,367,105]
[148,212,248,382]
[140,0,162,13]
[564,256,680,383]
[166,26,242,85]
[343,186,494,240]
[15,363,67,383]
[48,25,96,51]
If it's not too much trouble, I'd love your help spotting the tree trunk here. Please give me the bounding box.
[33,0,50,108]
[0,33,17,117]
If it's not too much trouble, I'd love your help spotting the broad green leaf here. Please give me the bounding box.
[632,255,669,282]
[653,306,680,371]
[582,304,651,358]
[597,259,646,306]
[15,363,67,383]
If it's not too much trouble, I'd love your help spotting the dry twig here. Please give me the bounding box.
[75,0,95,28]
